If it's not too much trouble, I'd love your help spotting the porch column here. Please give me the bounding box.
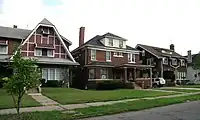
[134,67,136,81]
[150,68,152,88]
[124,67,127,83]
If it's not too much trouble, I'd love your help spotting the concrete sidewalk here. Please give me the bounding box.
[0,92,200,115]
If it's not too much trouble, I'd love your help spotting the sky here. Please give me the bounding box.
[0,0,200,55]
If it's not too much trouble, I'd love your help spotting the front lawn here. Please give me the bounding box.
[1,94,200,120]
[0,89,41,109]
[158,88,200,93]
[42,88,178,104]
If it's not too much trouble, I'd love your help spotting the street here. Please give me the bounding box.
[82,101,200,120]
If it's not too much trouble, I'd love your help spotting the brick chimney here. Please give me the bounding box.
[170,44,174,51]
[13,25,17,28]
[79,27,85,47]
[187,50,192,63]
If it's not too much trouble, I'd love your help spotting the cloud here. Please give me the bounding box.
[0,0,3,14]
[42,0,63,6]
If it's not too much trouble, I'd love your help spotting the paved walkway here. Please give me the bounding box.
[0,92,200,115]
[28,93,59,106]
[161,87,200,90]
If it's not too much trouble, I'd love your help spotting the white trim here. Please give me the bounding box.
[72,44,140,54]
[89,47,140,54]
[11,23,76,63]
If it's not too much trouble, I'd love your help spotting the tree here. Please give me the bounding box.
[192,54,200,81]
[2,50,41,118]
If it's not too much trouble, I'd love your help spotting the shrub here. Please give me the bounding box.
[96,80,125,90]
[41,80,64,87]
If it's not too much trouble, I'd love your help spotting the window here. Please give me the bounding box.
[163,57,168,64]
[91,49,96,60]
[181,59,185,66]
[108,39,113,46]
[119,40,123,48]
[177,72,186,80]
[113,52,123,57]
[100,68,108,79]
[118,52,123,57]
[35,49,54,57]
[89,68,95,79]
[106,51,111,61]
[0,45,8,54]
[172,58,177,65]
[128,53,136,63]
[147,58,153,65]
[42,68,65,81]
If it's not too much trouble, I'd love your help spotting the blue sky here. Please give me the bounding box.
[0,0,200,56]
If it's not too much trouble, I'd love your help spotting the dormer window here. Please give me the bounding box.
[108,39,113,46]
[172,58,177,65]
[163,57,168,64]
[35,48,53,57]
[181,59,185,66]
[119,40,123,48]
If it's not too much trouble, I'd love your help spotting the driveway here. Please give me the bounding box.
[82,101,200,120]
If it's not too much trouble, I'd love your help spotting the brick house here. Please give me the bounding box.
[136,44,187,85]
[0,18,78,87]
[71,27,153,89]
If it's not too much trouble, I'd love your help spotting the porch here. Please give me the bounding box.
[85,63,153,89]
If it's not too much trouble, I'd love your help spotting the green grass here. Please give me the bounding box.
[178,85,200,88]
[42,88,178,104]
[0,89,41,109]
[158,88,200,93]
[1,94,200,120]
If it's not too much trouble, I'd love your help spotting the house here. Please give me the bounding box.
[185,50,200,81]
[71,27,153,89]
[0,18,78,87]
[136,44,187,85]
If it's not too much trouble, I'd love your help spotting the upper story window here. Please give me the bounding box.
[147,58,153,65]
[35,48,53,57]
[181,59,185,66]
[108,39,113,46]
[172,58,177,65]
[119,40,123,48]
[91,49,96,61]
[113,52,123,57]
[0,45,8,54]
[128,53,136,63]
[163,57,168,64]
[106,51,111,61]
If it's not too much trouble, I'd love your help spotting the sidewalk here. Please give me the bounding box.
[0,92,200,115]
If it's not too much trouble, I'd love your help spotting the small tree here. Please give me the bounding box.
[2,50,41,118]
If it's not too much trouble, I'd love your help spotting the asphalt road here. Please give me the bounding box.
[82,101,200,120]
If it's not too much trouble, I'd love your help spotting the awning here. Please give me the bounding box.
[116,63,154,68]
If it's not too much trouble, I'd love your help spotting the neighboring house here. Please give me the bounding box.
[185,50,200,81]
[71,27,153,89]
[0,18,78,86]
[136,44,187,85]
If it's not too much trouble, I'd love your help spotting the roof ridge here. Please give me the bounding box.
[0,25,32,31]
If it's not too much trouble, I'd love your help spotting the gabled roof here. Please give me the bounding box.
[136,44,185,58]
[0,19,71,44]
[103,32,127,40]
[72,33,137,53]
[39,18,54,26]
[0,26,31,39]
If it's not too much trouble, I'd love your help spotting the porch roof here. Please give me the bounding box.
[84,61,114,67]
[116,63,154,68]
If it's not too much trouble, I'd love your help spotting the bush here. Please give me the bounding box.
[96,80,125,90]
[41,80,64,87]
